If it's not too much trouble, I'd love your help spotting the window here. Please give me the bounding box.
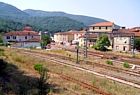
[93,27,95,30]
[13,36,16,39]
[123,46,127,51]
[99,27,101,30]
[106,27,108,30]
[116,46,119,50]
[7,36,10,39]
[116,37,118,42]
[25,36,27,39]
[124,37,127,43]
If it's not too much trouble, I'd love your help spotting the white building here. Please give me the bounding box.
[23,38,40,48]
[2,27,41,47]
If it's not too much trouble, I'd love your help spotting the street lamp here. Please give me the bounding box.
[75,42,79,64]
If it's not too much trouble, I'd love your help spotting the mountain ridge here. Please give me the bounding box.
[0,2,120,34]
[24,9,120,28]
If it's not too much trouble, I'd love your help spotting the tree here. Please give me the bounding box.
[93,34,110,51]
[134,38,140,49]
[41,36,51,47]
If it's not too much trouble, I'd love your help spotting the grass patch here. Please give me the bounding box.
[71,83,80,90]
[0,51,5,56]
[106,60,113,65]
[123,62,130,68]
[34,64,44,71]
[14,57,24,63]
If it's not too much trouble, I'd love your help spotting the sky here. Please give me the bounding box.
[0,0,140,28]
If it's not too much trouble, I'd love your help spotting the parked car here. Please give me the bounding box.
[46,44,51,49]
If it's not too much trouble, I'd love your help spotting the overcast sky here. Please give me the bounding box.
[0,0,140,28]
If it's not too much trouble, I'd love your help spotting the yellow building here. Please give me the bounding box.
[89,22,114,32]
[54,30,85,44]
[78,34,97,47]
[54,32,74,44]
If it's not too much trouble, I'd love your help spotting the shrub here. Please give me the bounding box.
[0,51,5,56]
[15,57,24,63]
[30,46,36,49]
[106,60,113,65]
[34,64,50,94]
[3,42,8,47]
[123,62,130,68]
[34,64,44,72]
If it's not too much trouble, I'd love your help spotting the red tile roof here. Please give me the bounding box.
[55,30,85,35]
[3,30,39,36]
[89,22,114,27]
[79,34,98,38]
[113,29,140,37]
[55,32,74,35]
[24,38,40,42]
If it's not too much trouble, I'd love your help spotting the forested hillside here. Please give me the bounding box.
[0,18,29,33]
[20,16,86,32]
[0,2,87,33]
[24,9,108,26]
[0,2,119,34]
[24,9,120,29]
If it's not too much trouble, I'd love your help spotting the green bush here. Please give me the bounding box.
[15,57,24,63]
[34,64,44,71]
[123,62,130,68]
[30,46,36,49]
[106,60,113,65]
[3,42,8,47]
[0,51,5,56]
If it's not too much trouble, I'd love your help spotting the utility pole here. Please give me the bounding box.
[130,34,134,57]
[76,42,79,64]
[84,29,88,58]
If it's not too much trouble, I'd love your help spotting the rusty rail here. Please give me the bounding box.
[22,50,140,88]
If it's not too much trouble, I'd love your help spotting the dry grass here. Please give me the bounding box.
[1,47,140,95]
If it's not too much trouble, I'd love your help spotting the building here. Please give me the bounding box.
[79,34,97,47]
[39,31,50,40]
[89,22,114,32]
[23,38,40,48]
[113,27,140,52]
[54,30,85,45]
[113,34,132,52]
[2,26,41,47]
[54,31,74,44]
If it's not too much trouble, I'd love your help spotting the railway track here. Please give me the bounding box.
[22,50,140,89]
[65,48,140,68]
[28,49,140,77]
[16,51,110,95]
[48,70,111,95]
[23,50,140,77]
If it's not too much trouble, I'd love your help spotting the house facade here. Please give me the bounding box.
[89,22,114,32]
[113,34,131,52]
[54,30,85,44]
[23,38,40,48]
[113,28,140,51]
[54,31,74,44]
[2,27,41,47]
[79,34,97,47]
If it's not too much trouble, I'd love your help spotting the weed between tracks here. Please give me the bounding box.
[1,47,140,95]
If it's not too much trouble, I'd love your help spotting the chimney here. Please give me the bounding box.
[120,27,126,29]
